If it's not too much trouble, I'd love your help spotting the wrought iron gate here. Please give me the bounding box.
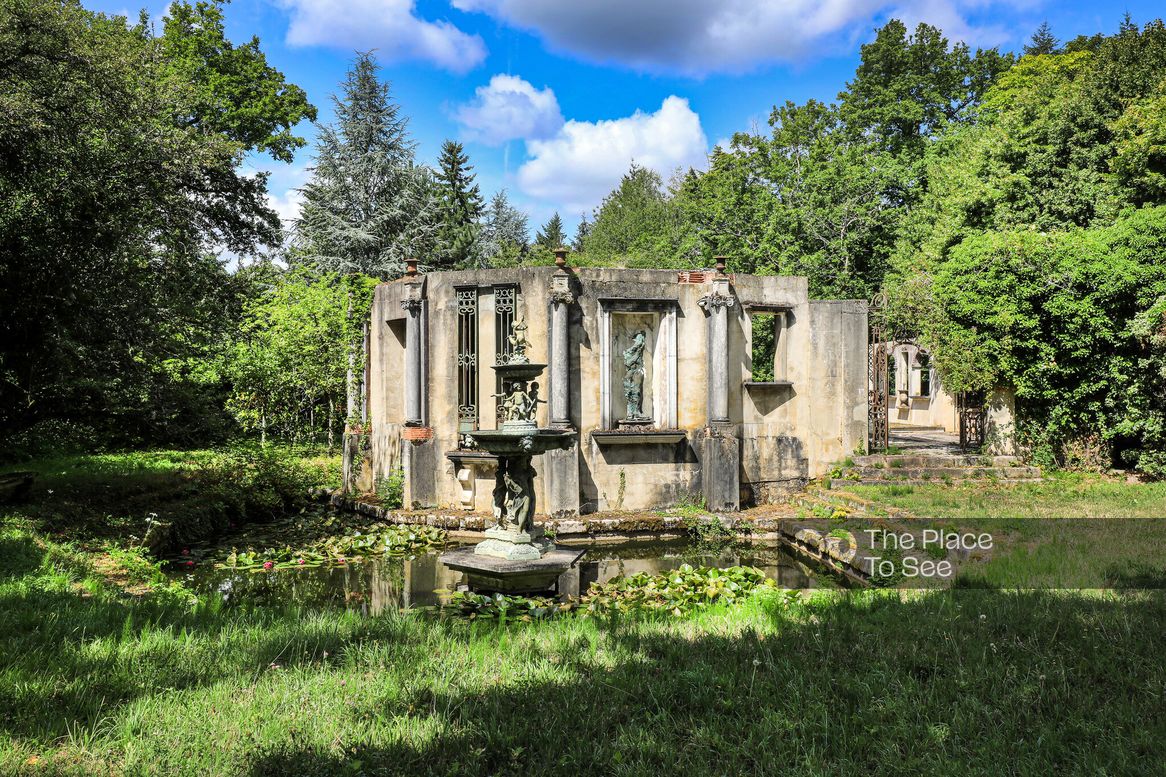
[957,391,986,451]
[868,292,889,452]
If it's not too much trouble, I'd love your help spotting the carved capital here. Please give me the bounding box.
[400,298,423,313]
[698,293,736,313]
[549,289,575,306]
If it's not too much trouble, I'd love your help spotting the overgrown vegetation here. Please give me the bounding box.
[3,522,1164,774]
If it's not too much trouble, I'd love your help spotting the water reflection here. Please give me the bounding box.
[187,540,822,616]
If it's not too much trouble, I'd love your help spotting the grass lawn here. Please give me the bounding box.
[839,471,1166,519]
[2,455,1165,774]
[833,473,1166,589]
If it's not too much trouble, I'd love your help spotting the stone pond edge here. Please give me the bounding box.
[317,490,876,588]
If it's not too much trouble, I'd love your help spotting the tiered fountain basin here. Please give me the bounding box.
[438,360,584,593]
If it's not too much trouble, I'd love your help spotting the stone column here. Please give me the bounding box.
[699,259,735,426]
[545,247,581,517]
[402,260,423,426]
[549,249,574,428]
[697,257,740,511]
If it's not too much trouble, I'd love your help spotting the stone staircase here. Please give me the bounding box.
[829,453,1042,487]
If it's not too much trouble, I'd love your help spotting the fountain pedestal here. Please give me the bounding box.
[439,347,584,592]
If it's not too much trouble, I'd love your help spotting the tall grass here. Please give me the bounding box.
[2,519,1164,775]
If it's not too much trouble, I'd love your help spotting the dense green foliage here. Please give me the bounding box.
[888,18,1166,472]
[3,7,1165,475]
[223,267,378,445]
[0,0,313,451]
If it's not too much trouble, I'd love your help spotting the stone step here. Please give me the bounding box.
[846,465,1042,480]
[830,476,1041,489]
[853,454,1020,468]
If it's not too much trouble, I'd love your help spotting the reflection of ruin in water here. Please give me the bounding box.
[193,542,822,616]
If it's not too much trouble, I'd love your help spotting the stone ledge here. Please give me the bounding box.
[590,429,687,445]
[743,380,794,390]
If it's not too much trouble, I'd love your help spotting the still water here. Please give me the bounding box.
[180,540,824,615]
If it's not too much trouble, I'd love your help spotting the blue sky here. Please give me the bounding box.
[89,0,1162,237]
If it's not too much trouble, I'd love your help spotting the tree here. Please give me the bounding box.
[294,52,437,279]
[1025,21,1060,56]
[0,0,314,446]
[582,163,695,267]
[915,208,1166,473]
[839,20,1011,205]
[434,139,484,269]
[571,213,591,252]
[479,190,529,265]
[678,102,895,296]
[224,268,377,446]
[535,212,566,249]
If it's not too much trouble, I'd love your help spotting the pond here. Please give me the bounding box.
[176,539,827,614]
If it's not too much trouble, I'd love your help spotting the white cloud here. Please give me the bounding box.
[517,96,708,213]
[242,161,312,233]
[454,74,564,145]
[452,0,1019,75]
[281,0,486,73]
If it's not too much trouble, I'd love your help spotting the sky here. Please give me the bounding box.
[88,0,1163,238]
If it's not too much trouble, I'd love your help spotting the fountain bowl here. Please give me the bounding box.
[492,362,548,382]
[466,427,574,456]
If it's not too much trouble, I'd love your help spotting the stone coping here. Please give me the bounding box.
[321,491,792,538]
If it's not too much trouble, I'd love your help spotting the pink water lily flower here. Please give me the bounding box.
[263,561,274,570]
[297,558,305,565]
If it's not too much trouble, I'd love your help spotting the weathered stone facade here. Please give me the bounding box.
[368,264,867,515]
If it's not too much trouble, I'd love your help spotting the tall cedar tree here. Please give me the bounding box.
[295,52,437,278]
[294,51,437,463]
[435,140,484,269]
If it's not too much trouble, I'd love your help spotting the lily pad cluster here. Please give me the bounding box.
[580,564,774,617]
[214,523,447,572]
[442,564,775,621]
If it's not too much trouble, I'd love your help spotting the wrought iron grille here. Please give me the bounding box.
[456,288,478,442]
[958,391,986,451]
[867,292,889,452]
[494,285,517,414]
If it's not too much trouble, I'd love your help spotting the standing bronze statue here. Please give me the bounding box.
[623,330,647,421]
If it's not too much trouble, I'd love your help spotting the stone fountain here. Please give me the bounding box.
[439,313,582,593]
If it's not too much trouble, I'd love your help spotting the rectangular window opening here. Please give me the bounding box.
[456,287,478,444]
[750,311,786,382]
[493,285,518,416]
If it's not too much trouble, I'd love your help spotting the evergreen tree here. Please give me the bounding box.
[584,163,691,265]
[1024,21,1060,56]
[295,52,437,279]
[479,189,529,265]
[571,213,591,252]
[535,212,566,249]
[435,139,484,269]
